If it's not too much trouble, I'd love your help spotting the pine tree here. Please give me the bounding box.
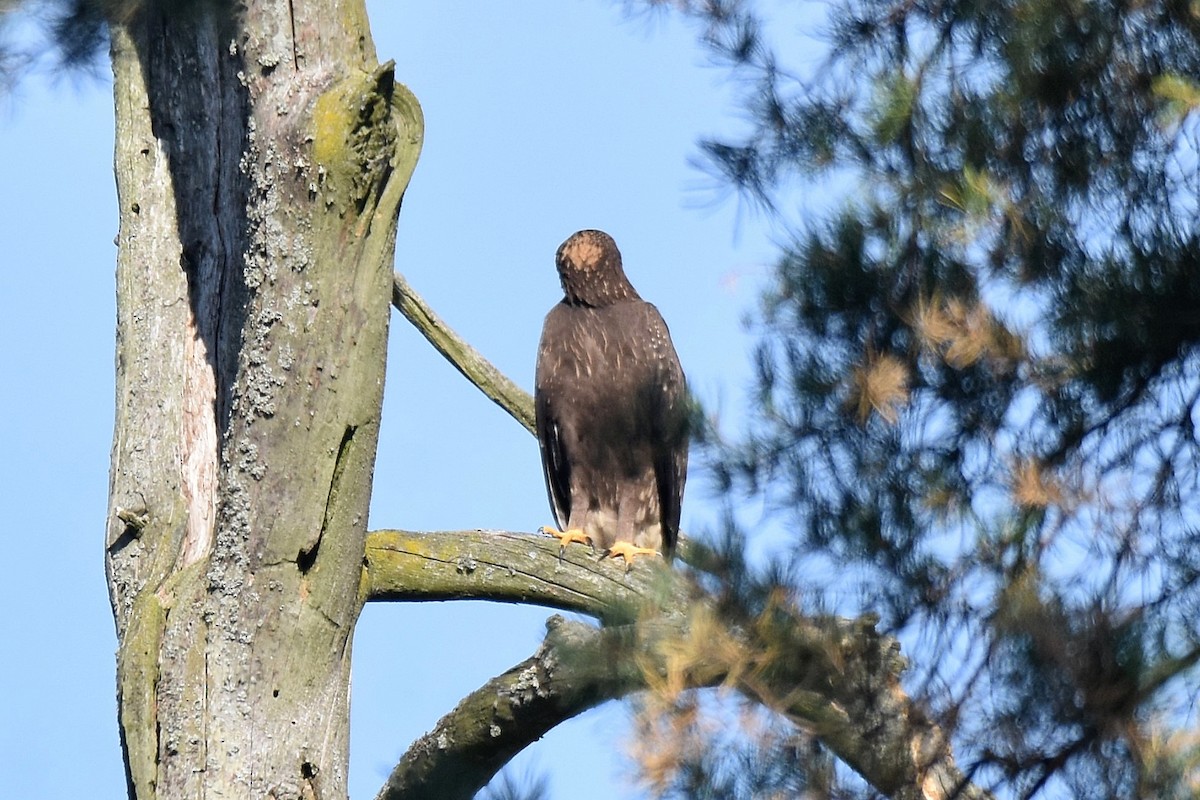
[657,0,1200,796]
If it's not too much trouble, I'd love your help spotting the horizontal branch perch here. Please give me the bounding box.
[392,272,536,434]
[364,529,690,624]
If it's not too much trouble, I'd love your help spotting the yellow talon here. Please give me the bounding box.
[601,541,661,572]
[539,526,595,559]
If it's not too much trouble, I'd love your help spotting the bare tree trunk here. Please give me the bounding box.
[103,3,421,797]
[96,4,992,798]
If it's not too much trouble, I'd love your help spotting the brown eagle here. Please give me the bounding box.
[536,230,688,565]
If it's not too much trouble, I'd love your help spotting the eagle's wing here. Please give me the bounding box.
[655,424,688,557]
[535,304,574,532]
[644,303,688,557]
[535,383,571,532]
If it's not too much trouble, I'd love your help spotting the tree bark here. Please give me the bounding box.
[364,529,693,623]
[104,3,421,798]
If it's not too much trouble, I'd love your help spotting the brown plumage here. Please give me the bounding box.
[535,230,688,561]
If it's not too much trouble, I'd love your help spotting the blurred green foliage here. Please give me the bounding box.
[653,0,1200,796]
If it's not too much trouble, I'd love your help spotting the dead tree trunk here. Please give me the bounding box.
[103,3,421,797]
[97,5,991,799]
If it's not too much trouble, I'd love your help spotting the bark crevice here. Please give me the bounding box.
[107,4,417,798]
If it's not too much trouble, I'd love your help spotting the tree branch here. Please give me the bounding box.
[365,529,993,800]
[364,529,695,623]
[373,616,646,800]
[391,272,536,434]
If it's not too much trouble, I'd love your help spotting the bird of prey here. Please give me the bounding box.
[535,229,688,566]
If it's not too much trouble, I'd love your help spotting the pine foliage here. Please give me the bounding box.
[649,0,1200,796]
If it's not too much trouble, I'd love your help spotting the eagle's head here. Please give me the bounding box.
[555,229,641,307]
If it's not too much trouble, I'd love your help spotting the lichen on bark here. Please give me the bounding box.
[105,3,422,798]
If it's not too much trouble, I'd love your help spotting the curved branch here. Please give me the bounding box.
[373,616,647,800]
[365,529,993,800]
[391,272,536,434]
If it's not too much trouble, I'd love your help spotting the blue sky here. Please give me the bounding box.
[0,3,780,798]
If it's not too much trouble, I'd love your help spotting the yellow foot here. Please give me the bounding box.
[601,541,661,572]
[538,526,595,560]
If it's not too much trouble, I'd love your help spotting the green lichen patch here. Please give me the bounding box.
[311,62,406,210]
[117,590,167,799]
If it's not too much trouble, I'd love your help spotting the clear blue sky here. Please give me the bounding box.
[0,3,779,798]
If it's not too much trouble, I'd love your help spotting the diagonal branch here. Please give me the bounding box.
[365,529,993,800]
[391,272,536,434]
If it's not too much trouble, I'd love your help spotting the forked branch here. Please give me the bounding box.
[383,288,989,798]
[364,529,992,800]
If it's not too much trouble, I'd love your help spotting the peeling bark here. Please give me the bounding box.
[104,3,422,798]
